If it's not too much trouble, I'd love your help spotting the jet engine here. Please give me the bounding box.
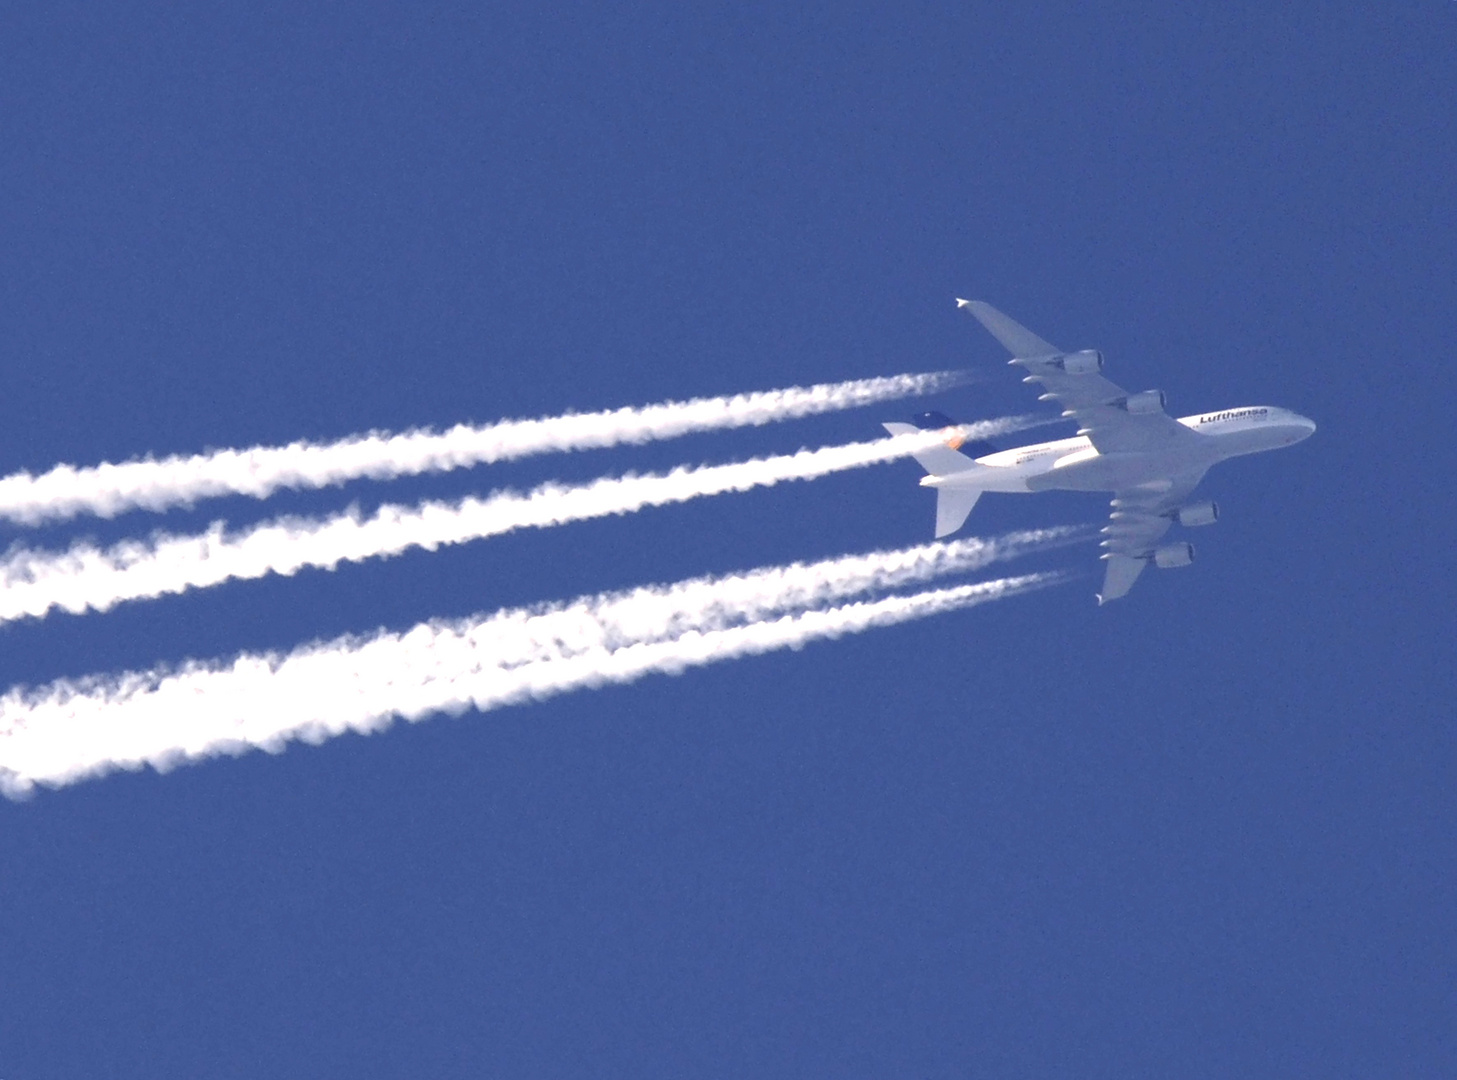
[1120,389,1166,414]
[1153,542,1195,569]
[1054,349,1103,375]
[1174,501,1219,527]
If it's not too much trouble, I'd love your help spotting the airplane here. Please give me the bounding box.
[885,300,1316,603]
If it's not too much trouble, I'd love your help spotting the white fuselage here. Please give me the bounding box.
[923,406,1317,494]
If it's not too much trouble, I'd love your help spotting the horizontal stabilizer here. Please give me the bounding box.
[935,487,982,538]
[883,422,980,475]
[956,299,1061,358]
[1097,553,1148,604]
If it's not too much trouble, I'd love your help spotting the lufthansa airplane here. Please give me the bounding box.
[885,300,1316,603]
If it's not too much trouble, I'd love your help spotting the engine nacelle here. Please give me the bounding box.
[1153,542,1195,569]
[1175,500,1219,527]
[1055,349,1103,375]
[1120,389,1166,415]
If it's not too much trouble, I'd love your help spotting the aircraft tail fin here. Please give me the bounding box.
[910,411,999,457]
[935,487,982,538]
[882,418,986,538]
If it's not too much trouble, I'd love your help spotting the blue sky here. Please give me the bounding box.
[1,4,1453,1076]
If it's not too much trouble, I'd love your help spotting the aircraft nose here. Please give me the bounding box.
[1287,413,1316,443]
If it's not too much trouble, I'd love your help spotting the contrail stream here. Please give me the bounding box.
[0,372,966,526]
[0,531,1073,795]
[0,421,1035,625]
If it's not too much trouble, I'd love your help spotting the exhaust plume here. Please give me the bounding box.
[0,372,967,526]
[0,532,1072,795]
[0,421,1037,625]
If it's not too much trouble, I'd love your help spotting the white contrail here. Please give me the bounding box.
[0,420,1036,625]
[0,372,969,526]
[0,532,1073,795]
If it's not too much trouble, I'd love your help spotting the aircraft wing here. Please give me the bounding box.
[1095,469,1208,603]
[958,300,1196,454]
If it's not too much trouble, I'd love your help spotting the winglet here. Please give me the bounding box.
[957,299,1062,359]
[1096,553,1148,604]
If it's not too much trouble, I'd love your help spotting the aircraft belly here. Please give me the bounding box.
[973,469,1034,493]
[1026,452,1179,493]
[933,465,1031,493]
